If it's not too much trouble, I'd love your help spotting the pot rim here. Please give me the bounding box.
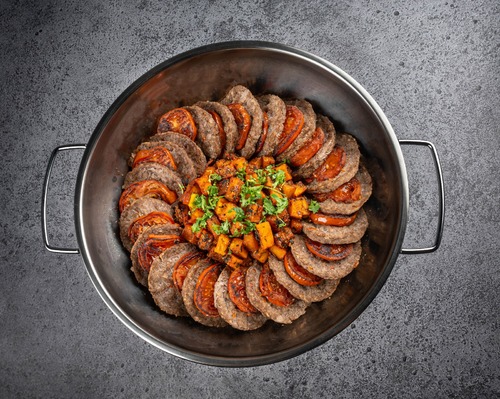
[74,40,409,367]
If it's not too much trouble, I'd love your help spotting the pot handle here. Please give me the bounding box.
[399,140,445,254]
[42,144,86,254]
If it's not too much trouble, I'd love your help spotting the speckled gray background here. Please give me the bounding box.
[1,0,499,397]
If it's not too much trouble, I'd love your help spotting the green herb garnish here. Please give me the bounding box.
[308,200,320,213]
[230,206,245,222]
[191,210,213,233]
[213,220,231,235]
[209,173,222,183]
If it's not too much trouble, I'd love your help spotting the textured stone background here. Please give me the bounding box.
[1,0,499,397]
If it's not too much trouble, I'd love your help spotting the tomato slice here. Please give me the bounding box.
[283,251,323,286]
[137,234,182,272]
[228,267,258,313]
[306,146,346,183]
[259,263,295,307]
[132,147,177,170]
[313,177,362,203]
[128,211,176,244]
[119,180,178,212]
[274,105,304,156]
[194,263,223,317]
[227,103,251,151]
[309,211,358,227]
[289,126,325,167]
[208,110,226,151]
[157,108,197,140]
[305,238,354,261]
[172,251,203,292]
[254,111,269,154]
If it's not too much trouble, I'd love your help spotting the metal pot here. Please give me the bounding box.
[42,41,444,367]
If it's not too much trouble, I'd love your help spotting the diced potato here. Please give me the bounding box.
[226,254,245,269]
[182,224,198,245]
[288,197,310,219]
[196,173,212,195]
[232,158,248,172]
[216,160,237,178]
[249,157,262,168]
[229,238,248,259]
[224,177,244,202]
[188,208,204,223]
[215,198,238,222]
[213,234,230,256]
[293,181,307,197]
[281,182,296,199]
[230,221,244,236]
[180,181,200,205]
[246,171,258,181]
[243,232,260,252]
[255,221,274,250]
[264,176,274,187]
[261,156,275,167]
[188,193,198,210]
[251,248,269,263]
[274,163,293,181]
[290,219,303,233]
[245,203,263,223]
[198,229,214,251]
[206,216,221,236]
[269,245,287,260]
[270,191,285,205]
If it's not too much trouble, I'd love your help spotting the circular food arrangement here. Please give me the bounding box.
[118,85,372,331]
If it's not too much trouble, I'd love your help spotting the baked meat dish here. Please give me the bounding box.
[118,85,372,331]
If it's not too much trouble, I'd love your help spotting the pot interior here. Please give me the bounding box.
[76,43,406,366]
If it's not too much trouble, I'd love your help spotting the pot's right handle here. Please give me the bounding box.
[399,140,445,254]
[42,144,86,254]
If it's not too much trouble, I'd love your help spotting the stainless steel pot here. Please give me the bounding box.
[41,41,444,367]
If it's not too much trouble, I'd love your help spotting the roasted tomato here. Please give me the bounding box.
[309,211,357,227]
[305,238,353,261]
[289,126,325,167]
[306,146,346,183]
[157,108,197,140]
[119,180,178,212]
[284,251,323,286]
[254,111,269,154]
[137,234,182,273]
[259,263,295,307]
[193,263,223,317]
[274,105,304,156]
[208,110,226,151]
[128,211,176,244]
[172,251,203,292]
[227,103,251,151]
[132,147,177,170]
[314,178,362,203]
[228,267,258,313]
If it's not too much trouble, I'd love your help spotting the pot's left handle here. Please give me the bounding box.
[42,144,86,254]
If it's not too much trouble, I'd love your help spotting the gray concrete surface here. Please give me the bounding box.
[1,0,499,397]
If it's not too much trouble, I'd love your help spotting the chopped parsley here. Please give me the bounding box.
[267,166,286,188]
[213,220,231,235]
[209,173,222,183]
[240,184,263,207]
[308,200,320,213]
[191,160,294,236]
